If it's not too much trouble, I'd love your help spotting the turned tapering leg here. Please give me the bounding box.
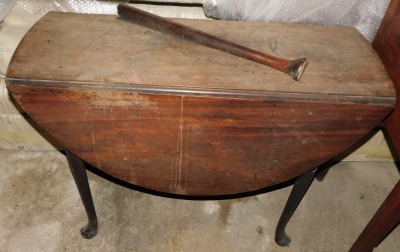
[315,159,334,182]
[65,150,98,239]
[275,167,318,246]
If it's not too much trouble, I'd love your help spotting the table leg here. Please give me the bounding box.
[349,179,400,252]
[275,167,318,246]
[315,159,334,182]
[66,150,98,239]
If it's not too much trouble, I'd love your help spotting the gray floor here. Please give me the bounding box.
[0,150,399,252]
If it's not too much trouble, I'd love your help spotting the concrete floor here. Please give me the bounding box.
[0,150,399,252]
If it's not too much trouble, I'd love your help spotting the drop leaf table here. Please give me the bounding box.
[5,10,396,247]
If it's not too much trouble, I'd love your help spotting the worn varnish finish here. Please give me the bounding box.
[6,12,395,100]
[6,12,395,196]
[8,86,392,195]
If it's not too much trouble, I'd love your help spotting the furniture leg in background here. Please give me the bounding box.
[349,180,400,252]
[350,0,400,250]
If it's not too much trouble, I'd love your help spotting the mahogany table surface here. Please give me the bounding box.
[6,12,396,196]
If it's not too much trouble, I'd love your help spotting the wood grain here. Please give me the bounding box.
[349,1,400,251]
[8,86,392,195]
[373,0,400,152]
[6,12,395,103]
[5,12,396,196]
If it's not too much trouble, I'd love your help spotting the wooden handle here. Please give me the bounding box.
[117,3,308,81]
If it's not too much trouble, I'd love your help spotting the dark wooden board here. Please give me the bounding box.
[8,86,392,195]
